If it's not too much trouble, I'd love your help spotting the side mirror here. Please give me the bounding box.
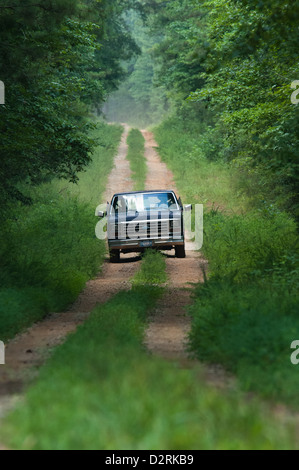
[98,211,107,218]
[184,204,192,212]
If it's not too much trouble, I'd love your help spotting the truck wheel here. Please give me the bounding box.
[110,249,120,263]
[175,245,186,258]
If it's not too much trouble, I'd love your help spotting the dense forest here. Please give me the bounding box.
[0,0,298,215]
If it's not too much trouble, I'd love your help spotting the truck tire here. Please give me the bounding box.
[109,249,120,263]
[175,245,186,258]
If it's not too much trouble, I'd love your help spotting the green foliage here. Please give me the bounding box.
[126,128,147,191]
[0,0,139,208]
[0,288,55,342]
[203,210,298,283]
[188,0,299,216]
[55,121,123,206]
[188,205,299,407]
[146,0,299,217]
[189,281,299,407]
[0,196,104,341]
[104,11,169,128]
[0,122,122,341]
[150,0,206,103]
[154,115,249,212]
[1,257,297,450]
[133,250,167,286]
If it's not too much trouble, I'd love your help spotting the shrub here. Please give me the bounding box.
[203,210,298,283]
[189,280,299,406]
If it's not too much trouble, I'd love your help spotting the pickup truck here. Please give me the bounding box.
[98,190,190,263]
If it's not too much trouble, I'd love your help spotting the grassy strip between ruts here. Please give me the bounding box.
[1,251,297,450]
[154,116,299,409]
[132,250,167,286]
[126,128,147,191]
[0,122,123,342]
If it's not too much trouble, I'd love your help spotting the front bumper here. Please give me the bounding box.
[108,238,185,252]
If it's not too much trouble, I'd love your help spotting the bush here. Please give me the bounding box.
[154,117,249,212]
[203,209,298,283]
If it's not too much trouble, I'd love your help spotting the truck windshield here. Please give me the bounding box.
[142,193,177,210]
[112,193,178,213]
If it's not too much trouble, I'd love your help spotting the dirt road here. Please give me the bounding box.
[0,125,231,429]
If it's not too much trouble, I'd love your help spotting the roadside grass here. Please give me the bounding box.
[202,210,298,284]
[153,117,249,213]
[154,115,299,409]
[189,280,299,407]
[1,252,297,450]
[189,210,299,407]
[0,122,123,342]
[126,128,147,191]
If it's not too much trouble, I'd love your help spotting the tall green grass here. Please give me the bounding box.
[154,117,249,213]
[202,210,298,284]
[126,128,147,191]
[189,209,299,406]
[0,122,123,341]
[189,280,299,406]
[1,252,297,450]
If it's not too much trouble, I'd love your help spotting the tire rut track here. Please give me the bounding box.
[141,130,234,387]
[141,130,204,362]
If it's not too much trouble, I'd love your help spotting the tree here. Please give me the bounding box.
[0,0,139,208]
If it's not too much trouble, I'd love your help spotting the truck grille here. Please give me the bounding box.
[118,218,182,240]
